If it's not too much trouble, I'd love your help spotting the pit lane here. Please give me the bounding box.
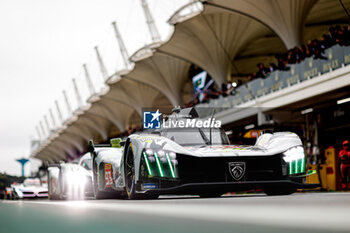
[1,192,349,233]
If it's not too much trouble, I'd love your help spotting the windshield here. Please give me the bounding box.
[162,128,229,146]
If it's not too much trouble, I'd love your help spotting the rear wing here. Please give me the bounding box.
[88,138,124,153]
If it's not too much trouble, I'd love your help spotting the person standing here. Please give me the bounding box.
[339,140,350,190]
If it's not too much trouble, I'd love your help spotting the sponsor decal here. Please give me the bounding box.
[143,110,161,129]
[185,145,249,152]
[228,162,246,181]
[135,135,162,142]
[52,178,56,193]
[209,145,248,150]
[104,164,114,188]
[141,183,158,190]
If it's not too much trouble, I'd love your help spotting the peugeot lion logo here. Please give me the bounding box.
[228,162,246,181]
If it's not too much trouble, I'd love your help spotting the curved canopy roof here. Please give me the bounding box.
[158,3,286,85]
[204,0,318,49]
[31,0,350,162]
[127,44,191,106]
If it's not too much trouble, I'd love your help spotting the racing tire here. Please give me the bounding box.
[263,187,296,196]
[124,145,159,200]
[124,145,138,200]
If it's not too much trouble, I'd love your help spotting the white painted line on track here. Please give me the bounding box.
[7,198,350,232]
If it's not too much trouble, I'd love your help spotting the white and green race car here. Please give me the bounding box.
[89,108,319,199]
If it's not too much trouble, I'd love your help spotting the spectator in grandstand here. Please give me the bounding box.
[221,83,229,97]
[227,82,236,95]
[269,62,278,73]
[343,25,350,46]
[306,40,315,57]
[336,26,349,46]
[312,39,327,60]
[287,49,297,64]
[328,26,338,47]
[299,45,307,61]
[256,63,270,78]
[248,72,257,81]
[276,54,289,71]
[221,83,228,97]
[334,25,342,42]
[263,24,348,80]
[221,82,236,97]
[320,34,334,50]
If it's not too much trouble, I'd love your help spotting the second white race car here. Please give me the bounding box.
[47,153,93,200]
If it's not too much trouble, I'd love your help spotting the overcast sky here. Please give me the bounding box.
[0,0,189,176]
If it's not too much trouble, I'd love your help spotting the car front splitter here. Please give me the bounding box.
[141,180,320,195]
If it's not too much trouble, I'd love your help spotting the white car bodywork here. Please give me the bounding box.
[47,153,93,199]
[14,178,48,198]
[93,148,124,191]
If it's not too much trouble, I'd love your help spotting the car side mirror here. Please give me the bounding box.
[88,140,94,152]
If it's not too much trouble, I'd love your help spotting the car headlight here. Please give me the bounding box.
[17,189,23,196]
[66,171,87,187]
[283,146,305,175]
[142,149,178,179]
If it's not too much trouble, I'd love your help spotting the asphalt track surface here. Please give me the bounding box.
[1,192,349,233]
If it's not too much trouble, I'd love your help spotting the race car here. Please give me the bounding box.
[47,152,93,200]
[9,183,22,200]
[12,178,48,199]
[90,107,319,199]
